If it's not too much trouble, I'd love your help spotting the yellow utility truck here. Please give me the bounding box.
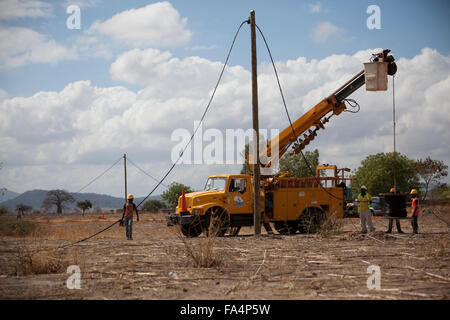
[166,50,397,237]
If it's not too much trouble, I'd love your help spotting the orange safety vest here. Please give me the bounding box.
[411,198,420,217]
[124,202,135,218]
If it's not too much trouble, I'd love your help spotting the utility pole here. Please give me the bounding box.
[250,10,261,235]
[124,153,128,202]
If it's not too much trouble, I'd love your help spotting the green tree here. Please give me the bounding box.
[142,199,165,213]
[279,149,320,177]
[414,157,448,200]
[353,152,419,196]
[240,143,251,174]
[77,200,93,216]
[162,182,194,209]
[430,184,450,201]
[240,136,268,175]
[41,189,75,214]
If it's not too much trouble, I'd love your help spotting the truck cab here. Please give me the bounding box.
[167,174,261,237]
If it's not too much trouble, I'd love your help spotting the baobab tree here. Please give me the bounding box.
[42,189,75,214]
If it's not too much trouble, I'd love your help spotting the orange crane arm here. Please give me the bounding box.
[249,49,396,173]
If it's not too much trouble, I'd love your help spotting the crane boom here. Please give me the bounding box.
[253,50,396,172]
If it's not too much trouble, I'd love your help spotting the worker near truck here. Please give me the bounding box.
[410,189,420,234]
[357,186,375,234]
[386,188,404,234]
[121,194,140,240]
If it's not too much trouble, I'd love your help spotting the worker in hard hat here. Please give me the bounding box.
[121,194,140,240]
[410,189,420,234]
[386,188,404,234]
[356,185,375,234]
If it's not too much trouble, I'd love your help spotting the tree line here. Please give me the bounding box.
[4,150,448,215]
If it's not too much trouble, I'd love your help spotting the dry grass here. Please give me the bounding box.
[0,217,42,237]
[317,215,343,238]
[15,240,83,276]
[176,217,225,268]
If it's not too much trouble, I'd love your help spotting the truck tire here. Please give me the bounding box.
[298,207,326,234]
[274,221,298,235]
[204,207,229,237]
[180,221,203,238]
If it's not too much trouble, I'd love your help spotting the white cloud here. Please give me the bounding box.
[1,48,449,195]
[0,89,7,101]
[308,2,322,14]
[311,21,340,43]
[85,1,191,48]
[0,0,52,20]
[0,27,77,69]
[62,0,101,8]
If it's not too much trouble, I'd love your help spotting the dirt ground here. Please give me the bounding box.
[0,206,449,300]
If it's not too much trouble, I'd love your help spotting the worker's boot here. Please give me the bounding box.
[385,219,393,233]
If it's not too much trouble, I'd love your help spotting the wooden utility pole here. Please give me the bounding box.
[250,10,261,235]
[124,153,128,202]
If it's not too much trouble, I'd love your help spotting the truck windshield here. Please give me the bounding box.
[204,177,227,191]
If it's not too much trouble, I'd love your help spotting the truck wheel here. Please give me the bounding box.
[205,207,229,237]
[274,221,298,235]
[180,222,203,238]
[229,226,241,236]
[298,207,326,234]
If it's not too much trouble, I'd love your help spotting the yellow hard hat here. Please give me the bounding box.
[127,194,134,200]
[390,188,396,193]
[410,189,418,195]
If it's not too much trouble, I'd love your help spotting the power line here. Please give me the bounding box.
[255,23,347,202]
[135,20,248,209]
[126,157,169,189]
[74,156,123,194]
[30,19,249,251]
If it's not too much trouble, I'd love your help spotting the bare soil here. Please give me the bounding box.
[0,207,449,300]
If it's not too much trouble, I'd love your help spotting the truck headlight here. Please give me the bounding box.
[192,207,204,215]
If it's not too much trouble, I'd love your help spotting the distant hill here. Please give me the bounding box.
[0,189,162,213]
[0,189,20,203]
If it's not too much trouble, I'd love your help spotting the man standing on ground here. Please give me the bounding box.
[17,207,23,220]
[357,186,375,234]
[386,187,404,234]
[121,194,140,240]
[410,189,420,234]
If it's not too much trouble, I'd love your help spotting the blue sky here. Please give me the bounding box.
[0,0,449,197]
[1,0,449,97]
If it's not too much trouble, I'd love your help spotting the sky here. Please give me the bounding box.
[0,0,449,198]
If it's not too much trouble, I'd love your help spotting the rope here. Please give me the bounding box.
[135,20,248,209]
[32,20,248,253]
[126,157,168,189]
[74,156,123,194]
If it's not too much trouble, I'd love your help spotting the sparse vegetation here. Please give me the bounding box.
[142,199,165,213]
[0,217,40,237]
[15,242,81,276]
[0,205,8,215]
[176,216,224,268]
[317,215,343,238]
